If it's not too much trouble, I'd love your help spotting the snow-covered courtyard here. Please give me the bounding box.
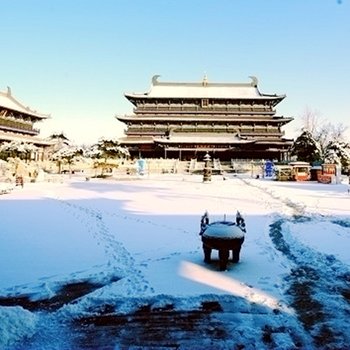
[1,173,350,349]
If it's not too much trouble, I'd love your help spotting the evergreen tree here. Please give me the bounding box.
[298,107,348,159]
[85,138,129,176]
[48,132,70,143]
[0,141,38,161]
[48,133,71,152]
[324,140,350,169]
[51,145,83,174]
[291,130,322,164]
[85,138,129,161]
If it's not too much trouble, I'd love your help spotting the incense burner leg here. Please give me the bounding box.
[219,249,230,271]
[231,248,241,263]
[203,244,212,263]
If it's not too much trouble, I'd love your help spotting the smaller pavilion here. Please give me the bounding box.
[0,86,52,160]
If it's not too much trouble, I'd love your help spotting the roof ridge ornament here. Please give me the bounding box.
[6,86,12,96]
[249,76,258,87]
[202,73,208,87]
[152,75,161,85]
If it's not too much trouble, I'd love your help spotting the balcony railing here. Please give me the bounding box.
[125,125,284,137]
[0,117,39,135]
[135,106,274,114]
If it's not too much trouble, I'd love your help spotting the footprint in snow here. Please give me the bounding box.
[258,277,271,285]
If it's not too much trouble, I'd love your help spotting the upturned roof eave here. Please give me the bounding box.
[0,88,50,119]
[116,114,294,124]
[0,130,53,146]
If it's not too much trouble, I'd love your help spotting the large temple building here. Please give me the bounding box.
[0,87,52,160]
[116,75,294,161]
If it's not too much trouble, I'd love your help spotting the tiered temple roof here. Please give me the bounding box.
[0,86,52,149]
[116,75,294,161]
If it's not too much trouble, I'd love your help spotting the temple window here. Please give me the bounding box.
[201,99,209,108]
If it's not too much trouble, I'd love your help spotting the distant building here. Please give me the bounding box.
[116,75,294,161]
[0,86,52,160]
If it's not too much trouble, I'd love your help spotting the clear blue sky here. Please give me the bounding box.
[1,0,349,145]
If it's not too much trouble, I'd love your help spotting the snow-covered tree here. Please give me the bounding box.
[290,130,322,164]
[51,145,83,174]
[0,141,38,161]
[84,139,128,160]
[298,107,348,157]
[296,107,349,165]
[324,140,350,169]
[95,138,129,160]
[47,132,71,153]
[48,132,70,143]
[85,138,129,176]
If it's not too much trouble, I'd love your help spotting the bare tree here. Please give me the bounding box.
[298,107,348,156]
[300,106,322,136]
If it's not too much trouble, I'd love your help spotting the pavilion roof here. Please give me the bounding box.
[254,139,294,146]
[0,87,50,119]
[118,136,154,144]
[125,75,285,102]
[0,130,54,146]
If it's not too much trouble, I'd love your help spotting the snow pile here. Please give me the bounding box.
[0,306,37,348]
[0,182,14,194]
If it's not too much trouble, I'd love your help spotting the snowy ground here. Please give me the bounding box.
[0,173,349,349]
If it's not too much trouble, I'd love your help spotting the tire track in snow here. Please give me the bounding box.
[240,177,350,349]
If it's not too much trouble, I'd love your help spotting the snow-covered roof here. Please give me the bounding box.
[116,114,292,124]
[289,161,311,167]
[125,75,285,101]
[0,87,50,119]
[0,130,53,146]
[118,136,154,145]
[255,139,294,146]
